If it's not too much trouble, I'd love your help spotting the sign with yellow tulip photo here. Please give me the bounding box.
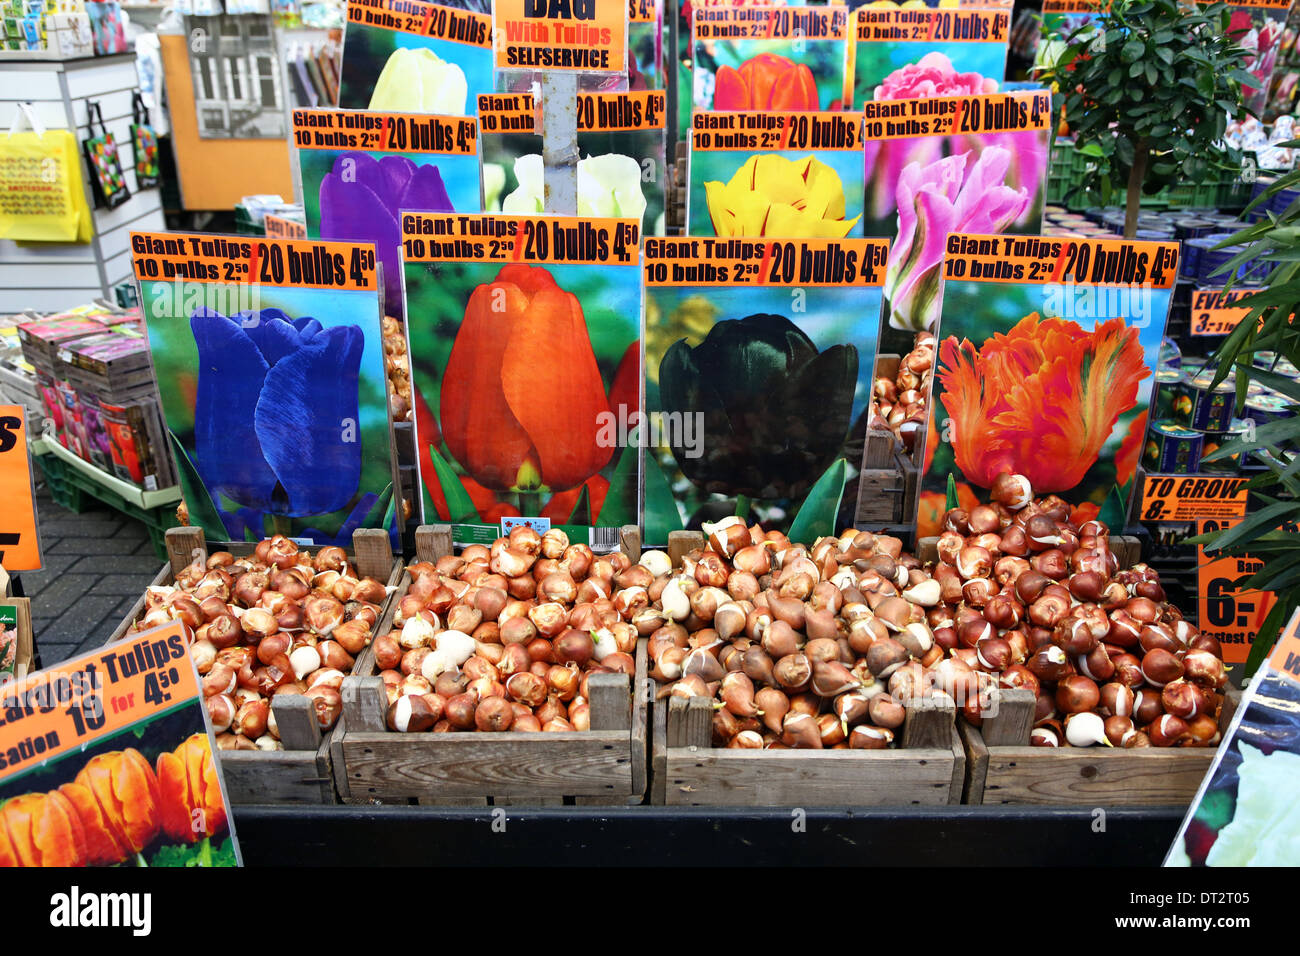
[688,111,865,239]
[338,0,494,117]
[400,213,643,547]
[0,622,241,867]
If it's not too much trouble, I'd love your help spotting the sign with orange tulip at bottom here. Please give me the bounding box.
[0,622,240,867]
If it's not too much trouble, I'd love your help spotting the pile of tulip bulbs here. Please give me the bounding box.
[376,526,637,733]
[869,332,934,453]
[130,536,388,749]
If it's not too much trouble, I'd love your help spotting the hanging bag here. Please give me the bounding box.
[129,93,160,189]
[0,103,93,243]
[81,100,130,210]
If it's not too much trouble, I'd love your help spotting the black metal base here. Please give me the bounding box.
[230,804,1186,866]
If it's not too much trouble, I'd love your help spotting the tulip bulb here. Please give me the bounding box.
[1063,712,1110,747]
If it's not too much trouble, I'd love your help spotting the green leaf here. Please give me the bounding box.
[425,445,480,523]
[1098,484,1129,530]
[565,485,591,525]
[642,452,684,545]
[1243,600,1291,679]
[1121,38,1145,61]
[1203,500,1298,553]
[788,459,848,544]
[946,472,959,511]
[168,431,228,541]
[592,437,639,527]
[360,482,393,531]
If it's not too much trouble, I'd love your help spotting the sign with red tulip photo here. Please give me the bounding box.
[494,0,628,74]
[0,405,41,573]
[1190,287,1259,336]
[693,6,851,112]
[847,7,1010,110]
[921,234,1178,534]
[400,213,643,547]
[0,621,241,867]
[641,235,890,544]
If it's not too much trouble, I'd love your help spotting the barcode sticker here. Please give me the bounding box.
[589,526,619,552]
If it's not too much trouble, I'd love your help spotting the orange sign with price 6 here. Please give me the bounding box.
[0,405,41,572]
[1197,517,1289,665]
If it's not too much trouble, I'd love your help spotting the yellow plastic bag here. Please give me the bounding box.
[0,103,93,243]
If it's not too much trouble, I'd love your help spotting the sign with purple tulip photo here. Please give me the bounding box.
[129,232,401,550]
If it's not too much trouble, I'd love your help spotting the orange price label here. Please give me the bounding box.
[401,213,641,265]
[0,406,39,572]
[1197,517,1285,665]
[1190,287,1258,337]
[345,0,491,47]
[696,6,849,41]
[1269,609,1300,685]
[0,623,197,780]
[292,109,478,155]
[691,111,860,151]
[130,232,379,292]
[643,236,889,287]
[943,233,1180,288]
[854,7,1008,43]
[627,0,656,22]
[863,91,1052,141]
[1140,474,1250,522]
[494,0,628,73]
[263,215,307,240]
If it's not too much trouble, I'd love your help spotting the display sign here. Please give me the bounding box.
[923,235,1177,532]
[0,406,40,572]
[0,598,32,684]
[642,236,889,542]
[494,0,628,74]
[1167,609,1300,867]
[1140,474,1251,522]
[693,6,851,112]
[0,622,241,867]
[861,90,1051,357]
[1196,516,1286,666]
[338,0,493,116]
[688,111,863,238]
[847,6,1009,110]
[131,231,401,547]
[263,214,307,239]
[400,213,642,548]
[478,90,667,232]
[627,0,663,88]
[1190,287,1258,336]
[294,108,483,320]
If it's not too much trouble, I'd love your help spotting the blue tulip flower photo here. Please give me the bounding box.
[140,280,398,547]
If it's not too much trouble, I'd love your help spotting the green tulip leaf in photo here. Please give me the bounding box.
[645,452,686,545]
[168,432,227,539]
[361,482,394,531]
[1098,484,1129,530]
[788,458,848,544]
[427,445,482,523]
[592,438,640,528]
[566,485,592,526]
[946,473,960,513]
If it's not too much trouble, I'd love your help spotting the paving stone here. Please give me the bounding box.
[66,554,166,576]
[28,574,102,615]
[47,536,149,555]
[48,595,121,643]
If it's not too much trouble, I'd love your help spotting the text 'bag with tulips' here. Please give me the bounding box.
[400,213,643,548]
[920,234,1179,537]
[0,622,241,868]
[642,236,890,546]
[130,232,402,548]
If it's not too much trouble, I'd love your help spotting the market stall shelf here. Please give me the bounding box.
[648,531,965,807]
[106,525,404,805]
[333,524,649,807]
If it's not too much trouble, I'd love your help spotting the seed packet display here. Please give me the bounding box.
[0,622,241,868]
[130,232,401,547]
[477,90,667,233]
[401,213,643,548]
[337,0,493,116]
[643,236,889,543]
[694,6,851,112]
[688,111,864,240]
[293,108,482,319]
[921,234,1178,535]
[863,89,1051,357]
[847,6,1009,109]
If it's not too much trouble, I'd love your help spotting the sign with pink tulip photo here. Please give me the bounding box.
[918,233,1178,536]
[693,6,851,112]
[862,89,1051,357]
[847,7,1010,109]
[687,111,864,238]
[1222,1,1290,115]
[399,213,643,548]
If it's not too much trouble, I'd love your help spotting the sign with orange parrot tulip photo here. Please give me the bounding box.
[401,213,643,547]
[0,622,240,867]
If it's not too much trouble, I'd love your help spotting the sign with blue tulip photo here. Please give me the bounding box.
[477,90,667,233]
[338,0,493,116]
[642,235,889,544]
[129,232,401,548]
[293,108,483,320]
[400,212,642,549]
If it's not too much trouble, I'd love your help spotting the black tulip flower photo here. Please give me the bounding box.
[658,313,858,501]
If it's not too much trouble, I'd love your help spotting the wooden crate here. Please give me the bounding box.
[961,685,1242,805]
[648,530,964,806]
[332,523,650,806]
[106,525,404,805]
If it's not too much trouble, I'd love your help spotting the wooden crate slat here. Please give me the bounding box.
[216,749,333,805]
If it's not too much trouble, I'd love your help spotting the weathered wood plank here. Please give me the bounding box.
[351,527,392,581]
[901,694,955,749]
[668,530,706,568]
[215,749,332,805]
[165,525,205,575]
[980,687,1036,747]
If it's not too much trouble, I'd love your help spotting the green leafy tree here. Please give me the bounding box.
[1037,0,1253,238]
